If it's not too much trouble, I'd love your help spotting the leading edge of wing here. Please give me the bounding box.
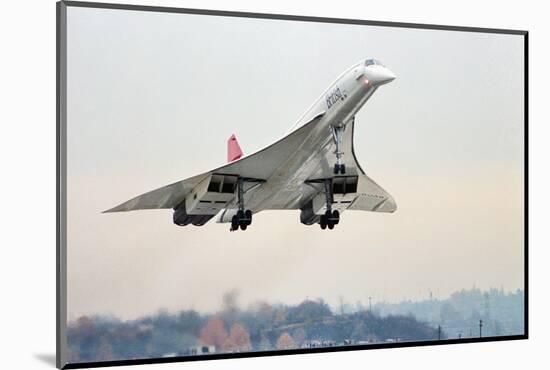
[103,112,325,213]
[103,172,209,213]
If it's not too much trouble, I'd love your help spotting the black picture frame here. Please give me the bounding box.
[56,1,528,368]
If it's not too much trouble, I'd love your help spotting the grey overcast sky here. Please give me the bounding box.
[66,7,524,320]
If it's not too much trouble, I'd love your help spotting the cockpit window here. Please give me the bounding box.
[365,59,384,67]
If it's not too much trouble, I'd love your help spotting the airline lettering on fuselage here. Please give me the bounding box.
[326,85,347,109]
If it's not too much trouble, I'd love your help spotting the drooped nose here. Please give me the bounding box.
[366,66,396,85]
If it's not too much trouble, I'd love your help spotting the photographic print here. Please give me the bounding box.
[57,1,527,368]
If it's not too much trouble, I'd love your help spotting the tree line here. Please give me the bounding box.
[67,293,440,363]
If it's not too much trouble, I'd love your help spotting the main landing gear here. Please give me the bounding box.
[320,209,340,230]
[231,178,253,231]
[331,123,346,175]
[319,178,340,230]
[231,210,252,231]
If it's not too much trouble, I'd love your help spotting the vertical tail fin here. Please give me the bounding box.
[227,134,243,162]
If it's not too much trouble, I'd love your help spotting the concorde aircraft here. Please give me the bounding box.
[105,58,397,231]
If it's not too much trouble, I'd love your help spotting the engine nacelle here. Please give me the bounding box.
[311,176,359,215]
[301,176,360,225]
[173,201,192,226]
[173,174,238,226]
[300,200,320,225]
[217,208,239,223]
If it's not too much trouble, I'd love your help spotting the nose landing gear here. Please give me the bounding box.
[334,163,346,175]
[330,124,346,175]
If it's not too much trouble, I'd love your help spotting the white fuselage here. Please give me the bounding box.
[229,59,396,214]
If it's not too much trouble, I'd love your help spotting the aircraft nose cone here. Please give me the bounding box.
[366,66,396,85]
[383,68,396,83]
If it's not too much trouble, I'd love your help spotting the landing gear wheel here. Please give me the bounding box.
[332,210,340,225]
[231,176,261,232]
[320,215,327,230]
[244,210,252,225]
[231,215,239,231]
[333,164,346,175]
[320,211,338,230]
[231,209,252,231]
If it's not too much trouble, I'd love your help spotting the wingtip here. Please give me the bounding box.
[387,196,398,213]
[102,205,123,213]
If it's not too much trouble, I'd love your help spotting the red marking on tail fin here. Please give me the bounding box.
[227,134,243,162]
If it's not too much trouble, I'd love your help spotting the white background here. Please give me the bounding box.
[0,0,545,369]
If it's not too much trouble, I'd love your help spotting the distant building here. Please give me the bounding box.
[385,337,401,343]
[343,339,374,345]
[301,340,336,348]
[189,345,216,355]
